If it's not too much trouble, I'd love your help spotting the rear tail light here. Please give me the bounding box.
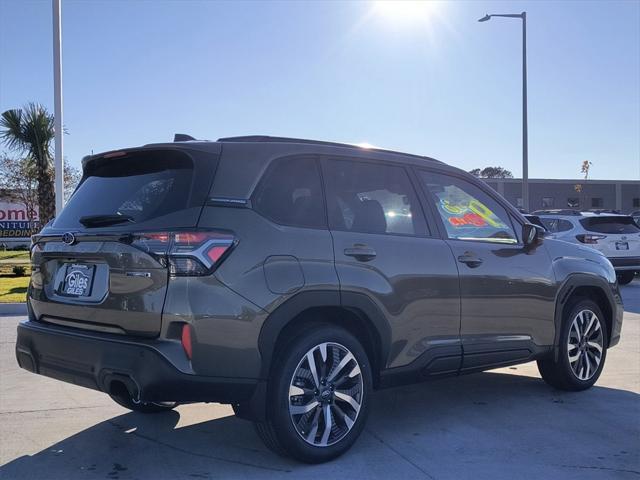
[132,230,235,276]
[576,234,607,244]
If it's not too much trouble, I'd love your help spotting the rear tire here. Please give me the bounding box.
[537,298,607,391]
[617,271,635,285]
[254,324,372,463]
[110,393,178,413]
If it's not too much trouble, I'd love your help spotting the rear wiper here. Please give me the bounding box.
[79,214,134,227]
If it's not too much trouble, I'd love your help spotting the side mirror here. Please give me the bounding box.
[523,223,543,246]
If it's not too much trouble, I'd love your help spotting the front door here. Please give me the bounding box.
[321,158,461,374]
[417,169,557,372]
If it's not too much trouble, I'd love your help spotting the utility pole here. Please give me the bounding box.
[53,0,64,216]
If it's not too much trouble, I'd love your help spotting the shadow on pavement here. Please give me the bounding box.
[1,370,639,479]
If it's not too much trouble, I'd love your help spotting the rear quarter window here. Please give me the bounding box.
[252,156,326,229]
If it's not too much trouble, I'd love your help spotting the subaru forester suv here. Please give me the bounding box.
[17,136,624,463]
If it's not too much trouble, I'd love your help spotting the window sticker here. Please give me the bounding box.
[438,190,508,230]
[433,186,516,243]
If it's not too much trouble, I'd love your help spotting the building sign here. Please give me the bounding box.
[0,201,40,238]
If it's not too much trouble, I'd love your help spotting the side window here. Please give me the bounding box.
[253,157,325,228]
[557,219,574,232]
[419,171,518,244]
[540,218,559,233]
[323,159,428,236]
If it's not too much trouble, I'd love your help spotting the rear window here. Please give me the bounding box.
[579,216,640,234]
[54,150,201,229]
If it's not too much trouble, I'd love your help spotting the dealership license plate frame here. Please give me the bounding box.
[59,263,96,297]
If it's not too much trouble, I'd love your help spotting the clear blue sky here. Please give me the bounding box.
[1,0,639,180]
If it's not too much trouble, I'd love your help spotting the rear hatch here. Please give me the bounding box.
[578,215,640,258]
[29,146,219,337]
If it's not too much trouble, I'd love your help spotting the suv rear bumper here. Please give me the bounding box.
[608,257,640,271]
[15,320,257,404]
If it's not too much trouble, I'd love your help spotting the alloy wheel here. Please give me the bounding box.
[567,309,604,381]
[288,342,363,447]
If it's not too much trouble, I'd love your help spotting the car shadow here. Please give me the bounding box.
[1,371,639,480]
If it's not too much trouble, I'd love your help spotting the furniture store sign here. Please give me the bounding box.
[0,202,40,238]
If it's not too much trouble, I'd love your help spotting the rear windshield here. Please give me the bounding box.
[54,150,197,229]
[579,216,640,234]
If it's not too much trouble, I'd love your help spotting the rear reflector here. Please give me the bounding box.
[131,230,235,276]
[181,324,193,360]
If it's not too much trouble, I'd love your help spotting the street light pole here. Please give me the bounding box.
[479,12,529,212]
[52,0,64,216]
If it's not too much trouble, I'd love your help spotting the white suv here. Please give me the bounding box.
[535,210,640,285]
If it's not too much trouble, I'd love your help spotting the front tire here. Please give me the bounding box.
[617,271,635,285]
[254,324,372,463]
[538,298,608,391]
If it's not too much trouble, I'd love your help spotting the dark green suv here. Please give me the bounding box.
[16,135,624,463]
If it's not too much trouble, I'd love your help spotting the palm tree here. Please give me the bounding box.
[1,103,57,226]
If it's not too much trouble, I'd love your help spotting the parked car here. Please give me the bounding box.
[534,210,640,285]
[17,136,624,463]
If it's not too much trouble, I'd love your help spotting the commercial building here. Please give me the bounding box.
[482,178,640,213]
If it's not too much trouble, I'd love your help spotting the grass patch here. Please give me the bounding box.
[0,251,30,261]
[0,251,30,276]
[0,275,29,303]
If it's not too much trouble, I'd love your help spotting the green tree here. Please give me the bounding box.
[468,166,514,178]
[1,103,57,226]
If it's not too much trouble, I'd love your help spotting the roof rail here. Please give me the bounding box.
[532,209,583,216]
[217,135,441,163]
[583,209,622,215]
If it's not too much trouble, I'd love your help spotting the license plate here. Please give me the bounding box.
[60,264,95,297]
[615,242,629,251]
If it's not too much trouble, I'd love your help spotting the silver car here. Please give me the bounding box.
[535,210,640,285]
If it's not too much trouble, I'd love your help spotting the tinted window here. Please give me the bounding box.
[540,218,574,233]
[54,151,196,229]
[253,157,325,228]
[420,171,517,243]
[557,219,574,232]
[580,216,640,234]
[323,159,427,236]
[540,218,558,232]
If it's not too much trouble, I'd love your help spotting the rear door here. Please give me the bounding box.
[321,157,461,372]
[29,147,218,337]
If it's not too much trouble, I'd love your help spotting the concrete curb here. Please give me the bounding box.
[0,303,27,316]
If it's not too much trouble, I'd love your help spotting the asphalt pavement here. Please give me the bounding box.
[1,283,639,480]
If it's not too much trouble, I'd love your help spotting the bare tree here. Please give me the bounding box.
[0,155,39,226]
[64,162,81,202]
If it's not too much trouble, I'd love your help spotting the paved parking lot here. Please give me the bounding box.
[1,283,639,480]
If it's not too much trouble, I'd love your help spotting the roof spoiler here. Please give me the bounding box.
[174,133,197,142]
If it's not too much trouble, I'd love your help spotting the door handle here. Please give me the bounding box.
[344,245,377,262]
[457,252,483,268]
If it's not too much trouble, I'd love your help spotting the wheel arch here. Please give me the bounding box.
[553,273,616,361]
[257,290,392,384]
